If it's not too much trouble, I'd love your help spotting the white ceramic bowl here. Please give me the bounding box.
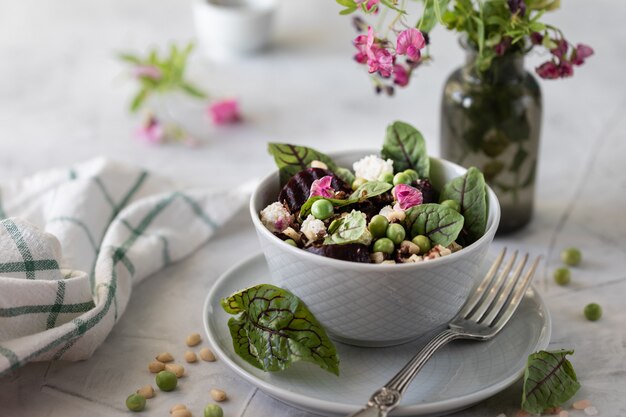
[192,0,277,61]
[250,151,500,347]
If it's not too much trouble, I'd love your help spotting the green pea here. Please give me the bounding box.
[368,215,389,238]
[412,235,431,254]
[440,199,461,212]
[311,199,334,220]
[403,169,419,182]
[373,237,395,255]
[584,303,602,321]
[155,370,178,392]
[553,267,571,286]
[352,178,368,190]
[378,172,394,184]
[126,393,146,412]
[204,404,224,417]
[393,172,412,186]
[561,247,582,266]
[284,239,297,247]
[386,223,406,245]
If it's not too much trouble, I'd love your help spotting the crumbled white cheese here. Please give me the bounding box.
[301,215,327,242]
[379,205,406,222]
[352,155,394,181]
[260,202,293,233]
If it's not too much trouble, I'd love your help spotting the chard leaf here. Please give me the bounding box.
[440,167,488,245]
[335,166,356,185]
[381,121,430,178]
[325,210,371,245]
[405,204,464,247]
[222,284,340,375]
[268,143,338,186]
[522,350,580,413]
[349,181,393,201]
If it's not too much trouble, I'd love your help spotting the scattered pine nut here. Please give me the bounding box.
[170,404,187,414]
[199,347,216,362]
[186,333,202,347]
[584,406,598,416]
[559,411,569,417]
[148,360,165,373]
[209,388,227,402]
[136,385,154,399]
[495,413,506,417]
[573,400,592,410]
[156,352,174,363]
[165,363,185,378]
[184,350,197,363]
[172,409,192,417]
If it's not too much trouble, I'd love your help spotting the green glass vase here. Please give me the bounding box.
[440,43,542,234]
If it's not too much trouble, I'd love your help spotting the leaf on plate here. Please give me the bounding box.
[521,349,580,413]
[381,121,430,178]
[221,284,340,375]
[440,167,488,245]
[405,204,464,247]
[267,143,339,186]
[324,210,371,245]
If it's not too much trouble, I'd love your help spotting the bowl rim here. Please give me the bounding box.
[250,149,501,270]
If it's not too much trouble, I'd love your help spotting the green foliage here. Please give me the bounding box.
[381,121,430,178]
[405,204,465,247]
[324,210,371,245]
[222,284,340,375]
[521,349,580,413]
[118,42,206,112]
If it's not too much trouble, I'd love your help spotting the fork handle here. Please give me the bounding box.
[348,329,459,417]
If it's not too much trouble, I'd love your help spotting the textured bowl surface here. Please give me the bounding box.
[250,150,500,346]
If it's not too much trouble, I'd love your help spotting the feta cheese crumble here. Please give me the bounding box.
[352,155,394,181]
[260,202,293,233]
[301,215,327,242]
[379,205,406,222]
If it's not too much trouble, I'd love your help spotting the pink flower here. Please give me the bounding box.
[392,184,423,210]
[393,64,409,87]
[559,61,574,78]
[207,99,241,125]
[530,32,543,45]
[396,28,426,62]
[355,0,379,12]
[535,61,560,79]
[132,65,162,80]
[135,116,164,144]
[366,27,394,77]
[550,39,569,59]
[353,34,368,64]
[572,43,594,65]
[309,176,336,199]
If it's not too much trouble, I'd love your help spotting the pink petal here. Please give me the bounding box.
[535,61,560,79]
[396,29,425,59]
[207,99,241,125]
[392,184,423,210]
[132,65,162,80]
[309,175,335,198]
[393,64,409,86]
[135,117,164,144]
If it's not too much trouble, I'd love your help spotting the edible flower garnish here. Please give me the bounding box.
[309,176,335,198]
[392,184,423,210]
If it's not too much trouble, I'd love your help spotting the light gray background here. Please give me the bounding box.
[1,0,625,416]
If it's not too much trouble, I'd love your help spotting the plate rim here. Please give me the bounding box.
[203,253,552,416]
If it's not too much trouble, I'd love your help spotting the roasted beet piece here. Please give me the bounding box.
[278,168,349,213]
[414,178,439,204]
[306,243,371,263]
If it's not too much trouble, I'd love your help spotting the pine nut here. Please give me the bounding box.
[136,385,154,399]
[186,333,202,347]
[184,351,197,363]
[165,363,185,378]
[148,360,165,373]
[156,352,174,363]
[209,388,227,402]
[199,347,216,362]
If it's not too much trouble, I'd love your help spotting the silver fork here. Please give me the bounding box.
[348,248,541,417]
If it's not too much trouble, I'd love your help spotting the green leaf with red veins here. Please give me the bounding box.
[381,121,430,178]
[221,284,340,375]
[405,204,464,247]
[521,350,580,413]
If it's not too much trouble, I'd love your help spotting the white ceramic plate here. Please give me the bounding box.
[203,254,551,417]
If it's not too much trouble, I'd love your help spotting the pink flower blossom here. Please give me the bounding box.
[535,61,560,79]
[207,99,241,125]
[366,27,394,77]
[309,176,335,199]
[132,65,162,80]
[559,61,574,77]
[355,0,379,12]
[135,116,164,144]
[392,184,423,210]
[396,28,426,62]
[550,39,568,59]
[572,43,594,65]
[530,32,543,45]
[353,34,368,64]
[393,64,409,86]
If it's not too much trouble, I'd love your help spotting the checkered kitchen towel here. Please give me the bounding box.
[0,158,249,376]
